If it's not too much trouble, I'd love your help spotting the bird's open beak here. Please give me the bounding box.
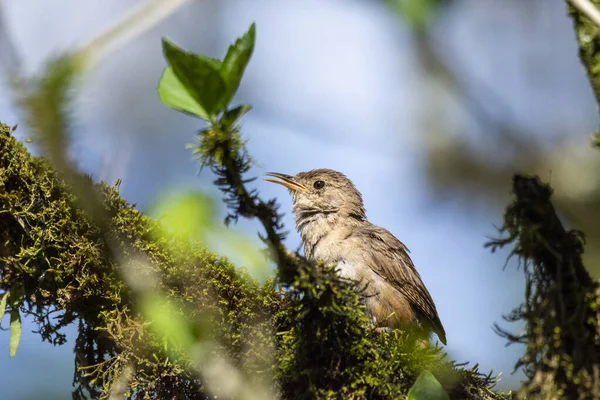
[264,172,309,192]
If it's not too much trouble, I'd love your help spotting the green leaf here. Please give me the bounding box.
[213,228,270,282]
[158,67,209,120]
[162,38,227,118]
[139,293,195,351]
[392,0,442,32]
[220,104,251,129]
[0,291,9,324]
[158,55,224,120]
[9,307,22,357]
[220,23,256,107]
[592,132,600,149]
[149,189,215,240]
[408,370,449,400]
[194,54,223,71]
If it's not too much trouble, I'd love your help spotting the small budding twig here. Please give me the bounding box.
[201,121,306,283]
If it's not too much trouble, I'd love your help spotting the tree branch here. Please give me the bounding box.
[487,175,600,399]
[569,0,600,28]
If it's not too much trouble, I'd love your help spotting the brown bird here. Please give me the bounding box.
[265,168,446,345]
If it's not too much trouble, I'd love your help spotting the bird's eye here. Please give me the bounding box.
[313,180,325,190]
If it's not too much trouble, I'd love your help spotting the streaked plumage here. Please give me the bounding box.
[265,168,446,345]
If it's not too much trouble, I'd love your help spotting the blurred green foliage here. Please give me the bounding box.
[390,0,446,32]
[0,288,21,357]
[149,189,216,240]
[11,55,79,172]
[408,371,450,400]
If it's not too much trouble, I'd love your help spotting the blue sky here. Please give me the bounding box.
[1,0,598,397]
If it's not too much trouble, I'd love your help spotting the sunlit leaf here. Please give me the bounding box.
[220,23,256,108]
[158,67,209,120]
[221,104,252,129]
[150,189,216,240]
[162,38,226,118]
[9,307,22,357]
[215,229,270,282]
[408,370,449,400]
[592,132,600,149]
[139,293,195,351]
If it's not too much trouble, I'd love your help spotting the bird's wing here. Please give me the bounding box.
[352,224,447,344]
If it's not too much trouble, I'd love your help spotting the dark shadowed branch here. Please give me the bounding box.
[487,175,600,398]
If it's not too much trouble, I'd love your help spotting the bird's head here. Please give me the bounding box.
[265,168,366,220]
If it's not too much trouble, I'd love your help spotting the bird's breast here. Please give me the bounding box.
[307,229,347,264]
[311,238,368,283]
[334,259,361,281]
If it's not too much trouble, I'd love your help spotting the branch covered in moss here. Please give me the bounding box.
[0,122,283,398]
[487,175,600,399]
[0,121,510,399]
[191,109,301,283]
[568,0,600,112]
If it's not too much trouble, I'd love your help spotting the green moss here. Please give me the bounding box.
[568,0,600,110]
[0,122,508,399]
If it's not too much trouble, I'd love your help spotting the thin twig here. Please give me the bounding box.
[569,0,600,28]
[76,0,192,71]
[0,3,22,72]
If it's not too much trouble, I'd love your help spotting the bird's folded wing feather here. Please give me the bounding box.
[352,225,446,343]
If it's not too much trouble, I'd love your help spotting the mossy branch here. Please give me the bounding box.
[487,175,600,399]
[568,0,600,119]
[190,116,302,284]
[0,119,509,399]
